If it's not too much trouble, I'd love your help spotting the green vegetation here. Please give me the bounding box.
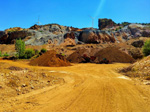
[142,40,150,56]
[122,22,130,26]
[15,38,25,58]
[119,26,122,29]
[39,30,43,33]
[14,39,47,59]
[23,49,35,59]
[61,53,65,56]
[115,28,119,31]
[35,49,40,55]
[0,51,2,57]
[3,52,9,57]
[41,48,47,54]
[0,51,9,57]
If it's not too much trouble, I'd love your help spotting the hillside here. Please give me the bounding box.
[0,19,150,46]
[120,56,150,80]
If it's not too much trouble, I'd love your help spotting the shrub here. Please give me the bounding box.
[15,38,25,58]
[142,40,150,56]
[24,49,35,59]
[3,52,9,57]
[115,28,118,31]
[34,49,39,55]
[61,53,65,56]
[0,51,2,57]
[122,22,130,26]
[40,48,47,54]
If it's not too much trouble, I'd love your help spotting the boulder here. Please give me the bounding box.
[79,30,99,43]
[29,24,41,30]
[131,40,144,48]
[128,48,143,59]
[128,24,144,36]
[0,31,32,44]
[0,31,5,38]
[98,18,116,30]
[78,30,116,44]
[142,30,150,37]
[64,32,75,39]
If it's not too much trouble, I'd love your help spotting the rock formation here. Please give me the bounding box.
[98,18,116,30]
[79,30,116,43]
[0,31,32,44]
[0,19,150,45]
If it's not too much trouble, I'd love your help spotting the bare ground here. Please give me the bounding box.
[0,60,150,112]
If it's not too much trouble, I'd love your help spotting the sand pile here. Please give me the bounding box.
[29,50,71,67]
[94,47,135,63]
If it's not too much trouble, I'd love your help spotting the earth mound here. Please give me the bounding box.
[95,47,135,63]
[67,49,86,63]
[29,50,71,67]
[67,48,99,63]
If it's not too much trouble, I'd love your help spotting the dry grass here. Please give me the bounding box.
[120,56,150,80]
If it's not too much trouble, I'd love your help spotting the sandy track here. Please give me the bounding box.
[0,60,150,112]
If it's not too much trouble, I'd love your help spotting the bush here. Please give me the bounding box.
[0,51,2,57]
[61,53,65,56]
[142,40,150,56]
[3,52,9,57]
[34,49,39,55]
[24,49,35,59]
[41,48,47,54]
[115,28,118,31]
[15,38,25,58]
[122,22,130,26]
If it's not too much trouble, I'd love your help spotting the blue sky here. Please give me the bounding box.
[0,0,150,30]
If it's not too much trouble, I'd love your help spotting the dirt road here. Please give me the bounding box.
[1,60,150,112]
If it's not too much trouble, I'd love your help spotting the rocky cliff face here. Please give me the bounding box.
[79,30,116,43]
[128,24,150,37]
[0,31,32,44]
[98,18,116,30]
[0,31,5,38]
[0,20,150,45]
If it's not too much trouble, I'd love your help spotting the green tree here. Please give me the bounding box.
[142,40,150,56]
[15,38,25,58]
[24,49,35,59]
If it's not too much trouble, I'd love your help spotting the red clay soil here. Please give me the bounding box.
[29,50,71,67]
[67,49,86,63]
[94,47,135,63]
[67,48,99,63]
